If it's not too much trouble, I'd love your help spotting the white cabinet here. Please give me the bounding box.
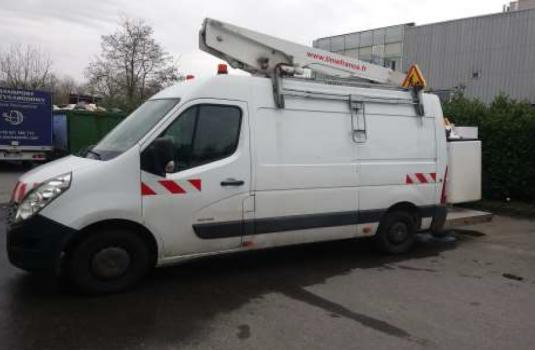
[447,141,482,203]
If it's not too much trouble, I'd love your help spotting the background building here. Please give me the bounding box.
[313,1,535,103]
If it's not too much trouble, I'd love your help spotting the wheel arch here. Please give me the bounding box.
[63,219,159,268]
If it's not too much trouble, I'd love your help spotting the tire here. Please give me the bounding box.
[67,229,152,295]
[374,211,416,254]
[430,229,451,238]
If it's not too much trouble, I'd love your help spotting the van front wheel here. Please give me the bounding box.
[374,211,416,254]
[67,229,151,294]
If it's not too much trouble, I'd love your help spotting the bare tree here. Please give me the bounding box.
[51,76,86,106]
[86,18,181,111]
[0,45,55,90]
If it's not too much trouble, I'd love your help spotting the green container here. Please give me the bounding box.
[53,110,126,156]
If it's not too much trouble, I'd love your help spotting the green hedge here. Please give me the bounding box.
[443,94,535,203]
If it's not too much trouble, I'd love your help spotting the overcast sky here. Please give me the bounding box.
[0,0,509,82]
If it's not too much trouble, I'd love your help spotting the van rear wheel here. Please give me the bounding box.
[374,211,416,254]
[67,229,151,294]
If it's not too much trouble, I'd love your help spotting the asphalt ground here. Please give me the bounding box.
[1,208,535,349]
[0,164,534,349]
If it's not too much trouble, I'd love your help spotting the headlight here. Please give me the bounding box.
[15,173,72,222]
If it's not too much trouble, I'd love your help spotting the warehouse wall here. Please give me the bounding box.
[517,0,535,10]
[403,9,535,103]
[313,24,408,71]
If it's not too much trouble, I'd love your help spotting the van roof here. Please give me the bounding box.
[150,75,255,101]
[151,75,422,105]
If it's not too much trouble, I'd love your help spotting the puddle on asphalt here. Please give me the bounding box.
[454,230,486,237]
[502,273,524,282]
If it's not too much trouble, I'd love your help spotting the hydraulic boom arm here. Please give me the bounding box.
[200,18,405,85]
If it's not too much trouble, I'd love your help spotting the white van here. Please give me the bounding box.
[6,74,449,293]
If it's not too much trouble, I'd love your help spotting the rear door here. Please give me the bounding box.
[141,100,251,257]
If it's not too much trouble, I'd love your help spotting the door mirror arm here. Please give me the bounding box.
[141,137,176,177]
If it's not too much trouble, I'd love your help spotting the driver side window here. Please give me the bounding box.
[142,104,242,175]
[165,107,196,171]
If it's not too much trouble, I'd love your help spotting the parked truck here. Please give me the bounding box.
[0,87,124,163]
[6,18,482,294]
[0,88,52,162]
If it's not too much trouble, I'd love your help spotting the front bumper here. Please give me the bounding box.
[6,204,78,271]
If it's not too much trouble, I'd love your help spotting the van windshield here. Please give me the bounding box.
[88,98,179,160]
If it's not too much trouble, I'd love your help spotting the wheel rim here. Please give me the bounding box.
[91,247,131,280]
[387,222,409,245]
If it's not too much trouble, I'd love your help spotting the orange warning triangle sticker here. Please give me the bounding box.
[401,64,427,89]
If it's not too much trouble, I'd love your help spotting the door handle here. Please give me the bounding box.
[220,178,244,187]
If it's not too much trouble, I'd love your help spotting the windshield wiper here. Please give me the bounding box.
[85,149,101,160]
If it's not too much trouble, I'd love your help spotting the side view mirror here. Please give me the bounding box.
[141,137,175,176]
[165,160,176,173]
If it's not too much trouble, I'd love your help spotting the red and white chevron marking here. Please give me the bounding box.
[405,173,437,184]
[11,181,40,203]
[141,178,202,196]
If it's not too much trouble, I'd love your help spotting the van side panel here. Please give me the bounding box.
[356,95,441,234]
[251,97,359,248]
